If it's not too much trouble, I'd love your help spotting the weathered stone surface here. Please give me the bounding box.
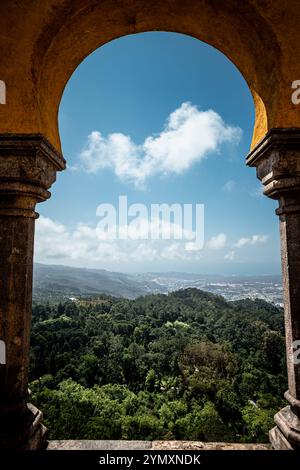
[247,128,300,450]
[0,135,65,449]
[1,1,300,150]
[48,440,152,451]
[0,134,66,217]
[0,403,47,450]
[269,426,293,450]
[246,128,300,199]
[152,441,271,450]
[47,440,271,451]
[273,406,300,449]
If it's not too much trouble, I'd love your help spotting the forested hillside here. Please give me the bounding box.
[30,289,286,442]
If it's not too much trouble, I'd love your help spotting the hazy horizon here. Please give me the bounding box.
[34,261,281,278]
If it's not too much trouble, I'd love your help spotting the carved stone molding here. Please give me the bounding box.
[246,128,300,202]
[0,134,66,217]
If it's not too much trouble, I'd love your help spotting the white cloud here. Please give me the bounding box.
[35,217,271,269]
[185,241,201,252]
[224,250,235,261]
[235,234,268,248]
[35,216,204,266]
[222,180,236,192]
[77,102,241,188]
[206,233,227,250]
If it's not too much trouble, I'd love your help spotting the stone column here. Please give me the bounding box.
[247,128,300,450]
[0,134,65,449]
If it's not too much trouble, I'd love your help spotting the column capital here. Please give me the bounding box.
[0,134,66,218]
[246,128,300,202]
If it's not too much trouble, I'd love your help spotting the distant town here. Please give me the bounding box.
[33,264,283,307]
[135,273,283,307]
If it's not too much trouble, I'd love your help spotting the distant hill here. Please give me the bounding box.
[33,263,153,300]
[33,263,282,304]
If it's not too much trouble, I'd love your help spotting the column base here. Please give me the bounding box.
[0,403,47,450]
[269,406,300,449]
[269,426,293,450]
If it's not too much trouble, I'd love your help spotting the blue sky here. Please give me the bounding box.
[34,32,280,275]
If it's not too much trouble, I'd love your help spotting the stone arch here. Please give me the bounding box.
[0,0,288,153]
[1,0,300,450]
[38,1,278,151]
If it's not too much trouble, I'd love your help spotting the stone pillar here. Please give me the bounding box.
[0,134,65,449]
[247,128,300,450]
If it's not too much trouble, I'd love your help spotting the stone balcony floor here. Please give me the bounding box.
[48,440,271,450]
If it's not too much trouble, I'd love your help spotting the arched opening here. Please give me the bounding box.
[3,0,300,452]
[25,0,279,152]
[29,32,284,445]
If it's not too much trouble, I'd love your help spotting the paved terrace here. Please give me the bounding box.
[48,441,271,450]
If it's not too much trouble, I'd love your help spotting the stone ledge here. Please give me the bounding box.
[47,440,271,451]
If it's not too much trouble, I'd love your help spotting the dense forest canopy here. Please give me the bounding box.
[30,288,286,442]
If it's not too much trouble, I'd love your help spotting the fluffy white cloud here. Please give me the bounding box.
[35,216,204,265]
[77,102,241,188]
[235,234,268,248]
[35,215,271,269]
[206,233,227,250]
